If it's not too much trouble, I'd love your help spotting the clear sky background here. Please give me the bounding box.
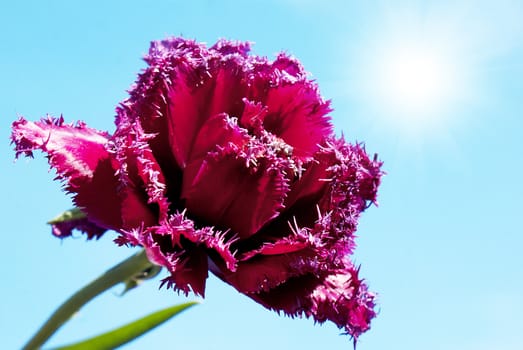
[1,1,522,349]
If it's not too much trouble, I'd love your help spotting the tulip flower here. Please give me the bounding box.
[11,37,382,340]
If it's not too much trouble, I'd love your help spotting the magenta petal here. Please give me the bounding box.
[157,212,237,272]
[239,99,269,131]
[160,248,209,296]
[183,148,288,238]
[164,70,214,169]
[12,117,123,231]
[163,57,247,168]
[122,225,209,296]
[186,113,248,166]
[50,216,107,240]
[131,38,249,170]
[204,58,247,121]
[245,239,309,256]
[110,119,170,223]
[249,267,376,341]
[263,82,333,159]
[211,221,325,293]
[122,212,237,296]
[214,244,316,294]
[315,139,383,241]
[216,254,301,293]
[12,116,110,183]
[11,116,157,233]
[211,38,251,57]
[284,156,330,210]
[119,39,209,171]
[271,53,306,79]
[181,114,249,215]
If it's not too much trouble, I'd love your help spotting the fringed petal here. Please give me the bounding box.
[111,113,170,222]
[158,212,237,272]
[11,116,125,231]
[316,138,383,242]
[182,142,289,239]
[160,248,209,297]
[239,98,268,131]
[185,113,249,167]
[123,38,249,171]
[119,211,237,296]
[247,266,376,342]
[244,53,333,160]
[211,38,251,57]
[12,116,110,182]
[262,81,332,160]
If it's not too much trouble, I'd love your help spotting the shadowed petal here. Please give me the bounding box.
[160,248,209,297]
[48,209,107,240]
[214,245,316,294]
[215,254,301,294]
[212,219,330,294]
[120,212,237,296]
[248,267,376,342]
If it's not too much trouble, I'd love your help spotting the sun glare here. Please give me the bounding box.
[349,10,473,140]
[379,46,452,114]
[369,42,460,134]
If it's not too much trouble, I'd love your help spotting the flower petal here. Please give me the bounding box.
[11,116,156,232]
[316,139,383,241]
[214,254,301,293]
[110,117,170,222]
[248,267,376,341]
[182,145,288,238]
[50,216,107,240]
[186,113,249,167]
[125,38,250,171]
[245,53,333,159]
[160,248,209,297]
[12,116,110,182]
[262,81,332,159]
[120,212,237,296]
[212,222,327,294]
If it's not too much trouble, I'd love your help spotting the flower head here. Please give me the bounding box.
[11,37,383,340]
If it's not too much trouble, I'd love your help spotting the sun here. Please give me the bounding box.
[348,12,471,141]
[378,45,452,115]
[368,42,461,135]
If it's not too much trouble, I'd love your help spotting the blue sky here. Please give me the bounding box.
[1,1,522,349]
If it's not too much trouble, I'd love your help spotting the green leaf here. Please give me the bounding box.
[50,302,198,350]
[47,208,86,224]
[120,264,163,296]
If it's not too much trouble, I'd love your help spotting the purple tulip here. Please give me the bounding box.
[11,37,382,340]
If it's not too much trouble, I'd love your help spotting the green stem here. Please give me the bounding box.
[22,249,154,350]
